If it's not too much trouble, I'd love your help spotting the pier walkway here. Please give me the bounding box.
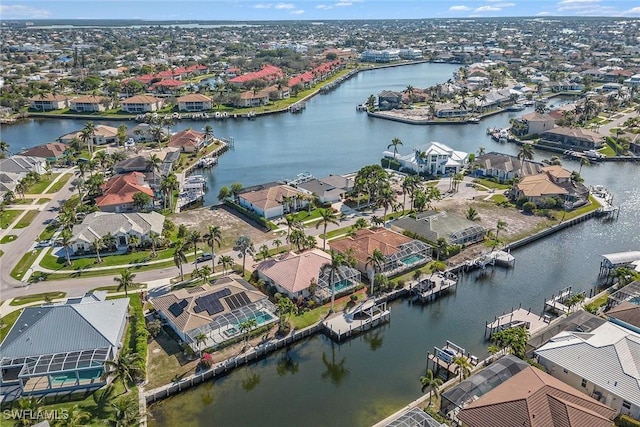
[544,286,573,315]
[412,273,457,303]
[322,298,390,341]
[486,307,549,338]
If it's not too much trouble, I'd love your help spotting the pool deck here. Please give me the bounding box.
[323,298,390,341]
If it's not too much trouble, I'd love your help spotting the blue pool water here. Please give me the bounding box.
[334,280,354,292]
[401,254,424,265]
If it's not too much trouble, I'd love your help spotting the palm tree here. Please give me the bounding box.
[365,248,385,296]
[103,232,116,252]
[517,143,535,162]
[102,351,143,394]
[377,187,395,225]
[147,153,162,188]
[194,332,208,356]
[466,206,479,221]
[128,235,139,252]
[315,208,339,251]
[273,239,282,252]
[188,230,203,270]
[59,228,73,266]
[495,219,508,244]
[91,236,105,263]
[218,255,233,275]
[204,225,222,269]
[233,235,255,273]
[108,395,140,427]
[203,124,214,141]
[81,121,96,155]
[435,237,449,261]
[161,173,179,210]
[149,231,163,258]
[288,228,307,252]
[321,250,346,312]
[0,140,10,158]
[258,244,270,260]
[284,214,301,250]
[387,137,403,165]
[453,356,472,382]
[578,156,591,176]
[114,269,140,297]
[60,405,91,427]
[173,240,188,281]
[239,318,258,349]
[420,369,443,406]
[198,265,212,284]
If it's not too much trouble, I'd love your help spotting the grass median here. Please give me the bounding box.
[45,173,72,193]
[10,291,67,306]
[14,209,40,228]
[10,249,42,280]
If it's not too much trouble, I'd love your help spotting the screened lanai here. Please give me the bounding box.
[382,407,447,427]
[383,240,432,276]
[315,264,362,302]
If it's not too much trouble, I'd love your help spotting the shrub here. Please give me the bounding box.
[146,319,162,339]
[200,353,214,369]
[522,202,536,213]
[129,296,147,379]
[615,415,640,427]
[224,199,278,230]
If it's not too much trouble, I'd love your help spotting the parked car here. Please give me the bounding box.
[196,253,213,263]
[35,240,51,248]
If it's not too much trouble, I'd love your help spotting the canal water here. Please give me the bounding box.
[3,63,639,426]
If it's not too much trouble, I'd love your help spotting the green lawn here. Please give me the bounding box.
[0,309,22,341]
[26,174,60,194]
[39,224,59,241]
[39,258,184,281]
[10,198,37,205]
[599,145,617,157]
[10,249,42,280]
[0,209,21,228]
[1,235,18,244]
[37,198,52,204]
[291,208,324,223]
[10,291,67,306]
[46,173,72,193]
[490,194,510,204]
[320,225,355,240]
[40,246,178,271]
[290,290,366,329]
[560,196,600,221]
[91,283,147,293]
[472,178,511,190]
[14,209,40,228]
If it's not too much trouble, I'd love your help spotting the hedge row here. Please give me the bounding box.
[129,295,148,379]
[615,415,640,427]
[224,199,278,230]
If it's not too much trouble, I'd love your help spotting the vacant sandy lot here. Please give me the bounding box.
[170,206,274,250]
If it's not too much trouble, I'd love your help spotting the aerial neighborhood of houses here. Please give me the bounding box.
[0,15,640,427]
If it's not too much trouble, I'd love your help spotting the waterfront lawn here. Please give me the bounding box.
[147,328,197,389]
[0,309,22,341]
[599,145,617,157]
[1,234,17,244]
[10,249,41,280]
[290,288,367,330]
[46,173,72,193]
[0,209,21,228]
[14,209,40,228]
[9,291,67,306]
[26,174,59,194]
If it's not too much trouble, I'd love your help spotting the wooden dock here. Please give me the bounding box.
[412,273,457,303]
[427,340,478,380]
[544,286,572,315]
[485,307,550,338]
[322,299,390,342]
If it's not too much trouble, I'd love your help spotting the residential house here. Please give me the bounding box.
[624,74,640,87]
[329,228,432,280]
[94,172,154,213]
[126,123,168,143]
[377,90,403,110]
[20,142,68,163]
[384,142,468,176]
[457,365,616,427]
[0,292,129,398]
[237,183,309,219]
[513,165,588,209]
[234,89,270,108]
[150,275,278,351]
[535,321,640,418]
[474,152,544,182]
[0,155,47,196]
[151,79,185,94]
[69,95,111,112]
[120,95,163,113]
[177,94,212,112]
[70,211,164,253]
[228,65,284,87]
[59,125,118,146]
[541,127,604,150]
[167,129,208,153]
[297,179,344,204]
[391,211,487,246]
[29,94,69,111]
[516,112,557,136]
[360,49,400,63]
[436,102,472,118]
[256,249,361,301]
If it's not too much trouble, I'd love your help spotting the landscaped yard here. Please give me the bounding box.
[14,209,40,228]
[46,173,72,193]
[1,235,17,244]
[472,178,511,190]
[10,249,41,280]
[40,246,179,271]
[0,209,21,228]
[26,174,60,194]
[39,223,59,241]
[0,309,22,341]
[146,329,198,389]
[10,291,67,306]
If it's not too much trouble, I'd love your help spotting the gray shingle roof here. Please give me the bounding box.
[0,298,129,359]
[71,211,164,244]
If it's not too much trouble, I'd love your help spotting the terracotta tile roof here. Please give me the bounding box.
[458,366,616,427]
[177,94,212,102]
[542,165,572,179]
[329,228,412,265]
[167,129,205,149]
[517,174,568,198]
[29,93,68,102]
[20,142,68,159]
[229,65,284,84]
[121,95,162,105]
[542,127,603,144]
[152,79,184,88]
[94,172,153,208]
[238,184,305,211]
[71,95,109,104]
[256,249,331,294]
[606,301,640,329]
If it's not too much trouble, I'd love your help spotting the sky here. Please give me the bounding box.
[1,0,639,21]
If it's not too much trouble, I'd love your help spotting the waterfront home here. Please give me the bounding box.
[120,95,164,113]
[69,95,111,112]
[29,93,69,111]
[329,228,432,280]
[234,89,270,108]
[150,275,278,351]
[94,172,154,213]
[624,74,640,87]
[237,183,309,219]
[256,249,361,301]
[391,211,487,246]
[535,321,640,419]
[0,292,129,399]
[150,79,185,94]
[514,112,556,136]
[540,127,604,150]
[474,152,544,183]
[457,365,616,427]
[167,129,208,153]
[384,141,468,176]
[59,125,118,146]
[377,90,402,110]
[177,93,212,112]
[0,155,47,196]
[513,165,588,209]
[125,123,169,143]
[20,142,68,163]
[435,103,472,118]
[360,49,400,63]
[296,178,345,204]
[70,211,164,254]
[229,65,284,87]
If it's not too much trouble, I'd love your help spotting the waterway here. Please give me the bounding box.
[3,63,639,426]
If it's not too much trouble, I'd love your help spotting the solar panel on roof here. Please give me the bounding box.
[168,302,185,317]
[224,292,251,310]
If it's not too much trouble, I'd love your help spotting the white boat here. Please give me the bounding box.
[506,104,525,112]
[466,116,480,124]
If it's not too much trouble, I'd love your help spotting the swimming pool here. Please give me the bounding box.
[401,254,425,265]
[333,279,354,292]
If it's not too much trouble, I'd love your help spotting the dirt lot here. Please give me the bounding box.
[170,205,276,250]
